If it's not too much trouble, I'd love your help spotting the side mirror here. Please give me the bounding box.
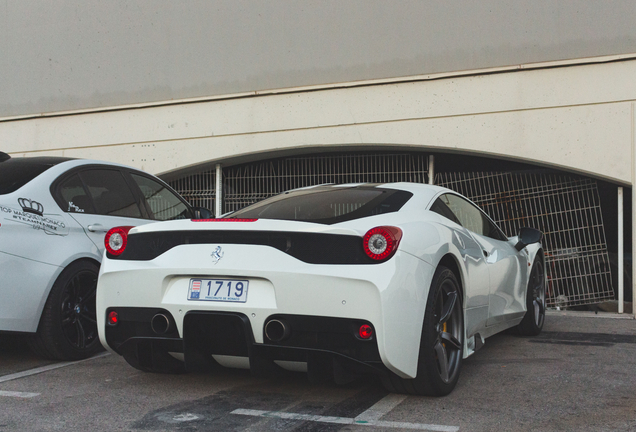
[514,227,543,251]
[193,207,213,219]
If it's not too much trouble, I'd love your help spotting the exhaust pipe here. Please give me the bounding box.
[150,313,172,335]
[265,319,291,342]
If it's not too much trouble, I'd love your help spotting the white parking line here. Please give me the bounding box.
[231,408,459,431]
[354,393,408,422]
[0,390,40,398]
[0,352,110,384]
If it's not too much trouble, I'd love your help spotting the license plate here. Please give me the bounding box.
[188,278,248,303]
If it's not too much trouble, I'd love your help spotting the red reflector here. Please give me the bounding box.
[192,218,258,222]
[104,226,134,256]
[107,311,118,326]
[359,324,373,339]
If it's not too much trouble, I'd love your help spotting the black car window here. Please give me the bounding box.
[78,169,142,218]
[430,198,460,225]
[439,193,485,235]
[229,186,413,224]
[130,173,191,220]
[481,213,508,241]
[0,161,54,195]
[59,173,96,213]
[438,193,507,241]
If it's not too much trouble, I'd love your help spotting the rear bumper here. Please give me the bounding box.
[106,308,385,377]
[97,244,435,378]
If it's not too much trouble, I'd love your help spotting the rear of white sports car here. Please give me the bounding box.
[96,183,546,396]
[96,185,439,385]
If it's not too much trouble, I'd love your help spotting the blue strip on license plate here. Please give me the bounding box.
[188,278,248,303]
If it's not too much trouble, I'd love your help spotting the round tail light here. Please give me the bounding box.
[104,226,134,256]
[362,226,403,261]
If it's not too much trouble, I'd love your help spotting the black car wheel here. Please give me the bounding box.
[516,257,546,336]
[381,265,464,396]
[28,260,103,360]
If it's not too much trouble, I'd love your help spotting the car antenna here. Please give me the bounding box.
[0,152,11,162]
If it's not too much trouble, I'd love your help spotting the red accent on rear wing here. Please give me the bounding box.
[192,218,258,222]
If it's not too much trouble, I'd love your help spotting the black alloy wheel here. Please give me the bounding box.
[60,269,99,350]
[28,260,103,360]
[381,265,464,396]
[516,257,546,336]
[431,278,463,385]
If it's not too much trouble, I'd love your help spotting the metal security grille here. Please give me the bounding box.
[221,153,429,213]
[169,170,216,211]
[436,171,613,308]
[169,153,429,214]
[168,155,613,308]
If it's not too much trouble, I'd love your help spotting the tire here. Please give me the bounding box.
[381,265,464,396]
[516,257,546,336]
[28,260,103,360]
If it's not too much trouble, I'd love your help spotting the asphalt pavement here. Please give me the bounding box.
[0,311,635,432]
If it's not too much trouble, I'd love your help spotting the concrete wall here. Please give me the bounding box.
[3,1,636,118]
[3,58,634,185]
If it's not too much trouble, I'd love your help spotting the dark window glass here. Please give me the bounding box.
[438,193,507,240]
[0,162,53,195]
[131,174,191,220]
[481,214,508,241]
[229,186,412,224]
[79,170,142,218]
[430,198,460,225]
[439,194,485,235]
[59,174,95,213]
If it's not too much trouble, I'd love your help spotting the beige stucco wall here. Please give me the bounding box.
[2,58,635,185]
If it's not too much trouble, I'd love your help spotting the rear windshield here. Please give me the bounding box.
[0,159,61,195]
[228,186,412,224]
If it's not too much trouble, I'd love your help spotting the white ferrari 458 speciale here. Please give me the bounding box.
[96,182,545,396]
